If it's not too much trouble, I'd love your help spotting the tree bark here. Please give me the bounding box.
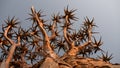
[40,57,59,68]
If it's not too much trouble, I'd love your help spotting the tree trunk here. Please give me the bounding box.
[40,57,59,68]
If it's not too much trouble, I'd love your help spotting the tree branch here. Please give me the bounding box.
[88,25,92,43]
[78,41,90,51]
[31,6,50,47]
[3,25,21,68]
[4,26,14,45]
[31,6,58,59]
[49,20,57,40]
[5,44,16,68]
[63,16,74,48]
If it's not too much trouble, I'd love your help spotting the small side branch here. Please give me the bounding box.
[49,20,57,40]
[78,42,90,50]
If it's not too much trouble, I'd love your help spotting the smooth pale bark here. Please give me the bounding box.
[40,57,59,68]
[0,60,6,68]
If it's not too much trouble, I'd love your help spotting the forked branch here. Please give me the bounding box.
[31,6,58,59]
[4,25,21,68]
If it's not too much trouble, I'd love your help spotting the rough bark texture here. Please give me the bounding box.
[40,57,59,68]
[39,56,112,68]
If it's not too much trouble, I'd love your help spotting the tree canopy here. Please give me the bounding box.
[0,6,112,68]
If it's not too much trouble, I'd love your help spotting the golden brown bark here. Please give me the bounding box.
[31,6,58,59]
[3,26,21,68]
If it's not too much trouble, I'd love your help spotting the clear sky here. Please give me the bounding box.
[0,0,120,63]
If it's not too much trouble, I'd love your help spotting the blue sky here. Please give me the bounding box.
[0,0,120,63]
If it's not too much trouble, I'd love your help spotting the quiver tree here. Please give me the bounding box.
[0,6,110,68]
